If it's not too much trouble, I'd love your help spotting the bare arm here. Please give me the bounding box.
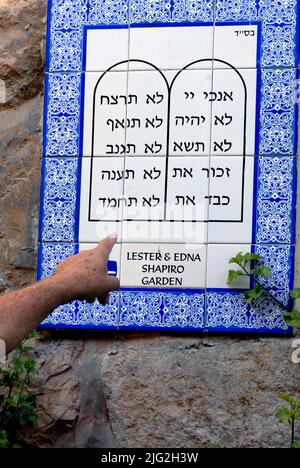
[0,234,120,353]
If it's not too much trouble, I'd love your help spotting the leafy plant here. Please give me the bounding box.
[228,252,300,448]
[227,251,300,327]
[0,331,39,448]
[276,394,300,448]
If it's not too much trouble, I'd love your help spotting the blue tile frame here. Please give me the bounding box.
[45,1,300,72]
[38,0,300,332]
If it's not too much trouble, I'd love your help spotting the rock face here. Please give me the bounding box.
[0,0,299,448]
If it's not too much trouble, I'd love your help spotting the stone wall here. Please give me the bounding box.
[0,0,299,448]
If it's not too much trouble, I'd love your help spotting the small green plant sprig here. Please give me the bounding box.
[276,395,300,448]
[227,251,300,328]
[0,331,39,449]
[228,252,300,448]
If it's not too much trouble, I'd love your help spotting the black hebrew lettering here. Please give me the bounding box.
[100,94,138,105]
[101,169,135,181]
[204,91,233,102]
[213,139,232,153]
[107,118,141,132]
[214,113,233,126]
[98,197,139,208]
[201,167,231,178]
[145,116,164,128]
[172,168,193,178]
[146,92,164,104]
[184,91,195,100]
[143,167,162,180]
[205,195,231,206]
[235,30,255,37]
[145,141,163,154]
[106,144,136,155]
[175,115,206,126]
[173,141,205,153]
[175,195,196,206]
[142,195,160,207]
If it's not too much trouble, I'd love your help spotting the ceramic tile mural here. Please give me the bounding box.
[38,0,299,332]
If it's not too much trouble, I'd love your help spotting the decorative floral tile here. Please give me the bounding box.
[119,288,206,331]
[39,157,79,243]
[258,67,299,156]
[254,156,297,245]
[46,0,130,72]
[43,73,82,157]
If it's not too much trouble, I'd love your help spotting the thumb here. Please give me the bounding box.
[96,233,118,261]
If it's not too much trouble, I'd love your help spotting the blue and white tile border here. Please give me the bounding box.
[46,1,300,71]
[39,0,299,332]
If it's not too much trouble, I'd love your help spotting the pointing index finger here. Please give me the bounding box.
[96,233,118,262]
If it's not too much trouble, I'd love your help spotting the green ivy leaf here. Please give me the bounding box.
[22,356,36,373]
[279,393,296,406]
[227,269,244,285]
[290,288,300,300]
[284,310,300,328]
[243,253,262,265]
[229,252,262,268]
[292,442,300,449]
[244,285,263,304]
[229,252,245,266]
[250,265,272,279]
[276,406,293,425]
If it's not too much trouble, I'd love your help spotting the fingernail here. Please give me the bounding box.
[108,232,117,240]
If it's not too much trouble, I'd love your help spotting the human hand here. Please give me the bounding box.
[54,234,120,305]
